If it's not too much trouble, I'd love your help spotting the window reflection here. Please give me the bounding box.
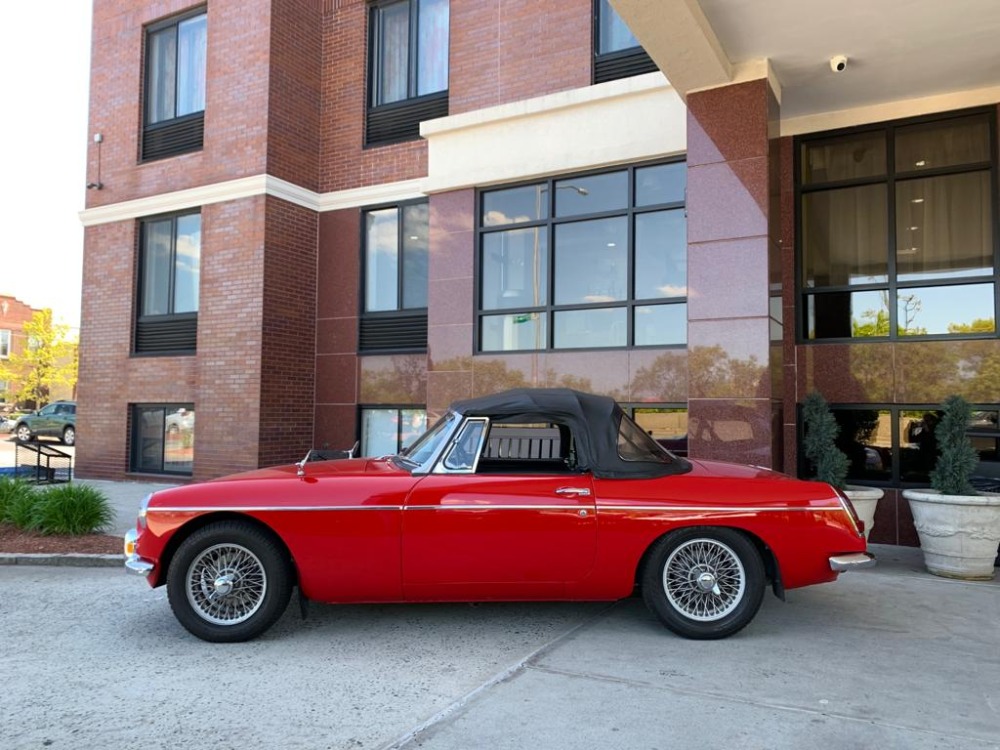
[634,210,686,300]
[806,290,889,340]
[481,229,547,310]
[554,218,627,305]
[634,304,686,346]
[832,409,890,483]
[896,284,995,336]
[555,172,627,216]
[802,185,888,287]
[482,184,547,226]
[894,114,990,172]
[481,313,546,352]
[635,163,685,207]
[554,308,626,349]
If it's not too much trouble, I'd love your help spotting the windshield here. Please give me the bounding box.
[399,412,459,465]
[617,412,675,464]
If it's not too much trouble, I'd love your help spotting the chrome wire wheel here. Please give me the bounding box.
[185,543,268,626]
[662,538,746,622]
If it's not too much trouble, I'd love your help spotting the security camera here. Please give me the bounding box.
[830,55,848,73]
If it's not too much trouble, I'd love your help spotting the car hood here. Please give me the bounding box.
[204,457,401,483]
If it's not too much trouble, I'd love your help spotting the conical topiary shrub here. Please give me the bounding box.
[801,392,849,490]
[929,395,979,496]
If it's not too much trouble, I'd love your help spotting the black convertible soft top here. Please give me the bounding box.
[450,388,691,479]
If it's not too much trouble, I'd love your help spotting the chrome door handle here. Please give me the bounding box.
[555,487,591,497]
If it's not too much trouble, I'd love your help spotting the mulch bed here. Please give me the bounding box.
[0,524,122,555]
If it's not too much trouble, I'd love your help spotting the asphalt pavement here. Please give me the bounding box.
[1,545,998,749]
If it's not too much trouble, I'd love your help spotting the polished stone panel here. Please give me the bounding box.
[427,369,473,414]
[318,208,361,319]
[316,317,358,355]
[472,354,546,396]
[688,238,769,320]
[313,404,358,453]
[429,190,476,280]
[687,158,768,243]
[688,398,773,466]
[543,350,629,397]
[315,353,358,404]
[429,324,475,367]
[688,319,770,400]
[429,277,473,326]
[800,344,894,403]
[894,339,1000,403]
[358,354,427,404]
[627,349,688,403]
[687,79,769,167]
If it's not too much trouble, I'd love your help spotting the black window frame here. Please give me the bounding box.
[365,0,449,146]
[358,404,428,457]
[798,402,1000,490]
[359,199,429,353]
[474,159,688,354]
[795,107,1000,345]
[141,6,207,162]
[134,209,201,356]
[592,0,657,84]
[129,402,195,477]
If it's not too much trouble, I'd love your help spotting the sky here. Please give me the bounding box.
[2,4,93,333]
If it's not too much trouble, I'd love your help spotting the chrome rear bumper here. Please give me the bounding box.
[829,552,877,571]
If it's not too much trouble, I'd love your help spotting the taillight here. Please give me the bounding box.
[833,487,864,537]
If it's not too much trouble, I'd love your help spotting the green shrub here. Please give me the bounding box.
[930,395,979,496]
[32,484,114,535]
[801,392,849,490]
[0,478,39,527]
[6,490,42,531]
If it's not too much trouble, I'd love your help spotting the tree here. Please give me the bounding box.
[0,309,78,408]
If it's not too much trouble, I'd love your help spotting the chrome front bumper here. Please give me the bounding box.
[123,528,155,576]
[829,552,877,571]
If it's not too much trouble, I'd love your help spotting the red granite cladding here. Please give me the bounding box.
[258,197,318,467]
[85,0,273,208]
[449,0,591,115]
[268,0,323,191]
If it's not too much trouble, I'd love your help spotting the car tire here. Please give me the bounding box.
[167,521,294,643]
[642,527,765,640]
[62,426,76,446]
[14,423,32,443]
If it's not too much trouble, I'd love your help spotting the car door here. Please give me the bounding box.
[402,418,598,600]
[33,404,59,437]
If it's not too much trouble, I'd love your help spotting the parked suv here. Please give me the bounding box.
[13,401,77,446]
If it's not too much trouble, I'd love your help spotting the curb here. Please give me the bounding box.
[0,553,124,568]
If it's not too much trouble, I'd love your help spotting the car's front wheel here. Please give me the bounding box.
[642,527,765,640]
[14,423,32,442]
[166,521,293,643]
[62,426,76,446]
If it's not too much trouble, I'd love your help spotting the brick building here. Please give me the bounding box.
[0,295,42,403]
[79,0,1000,545]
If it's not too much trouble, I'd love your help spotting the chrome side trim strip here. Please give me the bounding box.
[405,504,592,511]
[599,506,844,513]
[147,505,403,513]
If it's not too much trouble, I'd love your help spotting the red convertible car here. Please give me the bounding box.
[124,388,874,642]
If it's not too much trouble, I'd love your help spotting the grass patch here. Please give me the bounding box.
[0,478,40,528]
[32,484,114,535]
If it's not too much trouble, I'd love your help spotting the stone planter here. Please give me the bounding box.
[844,486,883,541]
[902,489,1000,580]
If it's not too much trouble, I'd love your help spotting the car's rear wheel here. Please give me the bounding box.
[166,521,293,643]
[642,527,765,640]
[62,426,76,446]
[15,424,31,442]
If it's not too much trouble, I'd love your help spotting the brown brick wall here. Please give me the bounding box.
[259,197,318,466]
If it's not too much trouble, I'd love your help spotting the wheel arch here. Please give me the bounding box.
[634,524,783,599]
[153,512,298,589]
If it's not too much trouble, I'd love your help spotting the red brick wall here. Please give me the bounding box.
[450,0,592,115]
[0,296,43,404]
[86,0,273,209]
[259,197,318,467]
[319,0,427,193]
[268,0,323,191]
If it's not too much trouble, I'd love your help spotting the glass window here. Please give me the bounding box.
[361,407,427,457]
[146,11,207,125]
[364,201,429,313]
[596,0,639,54]
[630,407,688,456]
[0,330,10,358]
[830,409,891,483]
[370,0,449,107]
[617,413,673,464]
[443,419,486,470]
[478,161,687,352]
[140,212,201,318]
[131,404,194,475]
[798,110,997,342]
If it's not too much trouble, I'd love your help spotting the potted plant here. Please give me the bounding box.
[801,392,883,540]
[903,395,1000,580]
